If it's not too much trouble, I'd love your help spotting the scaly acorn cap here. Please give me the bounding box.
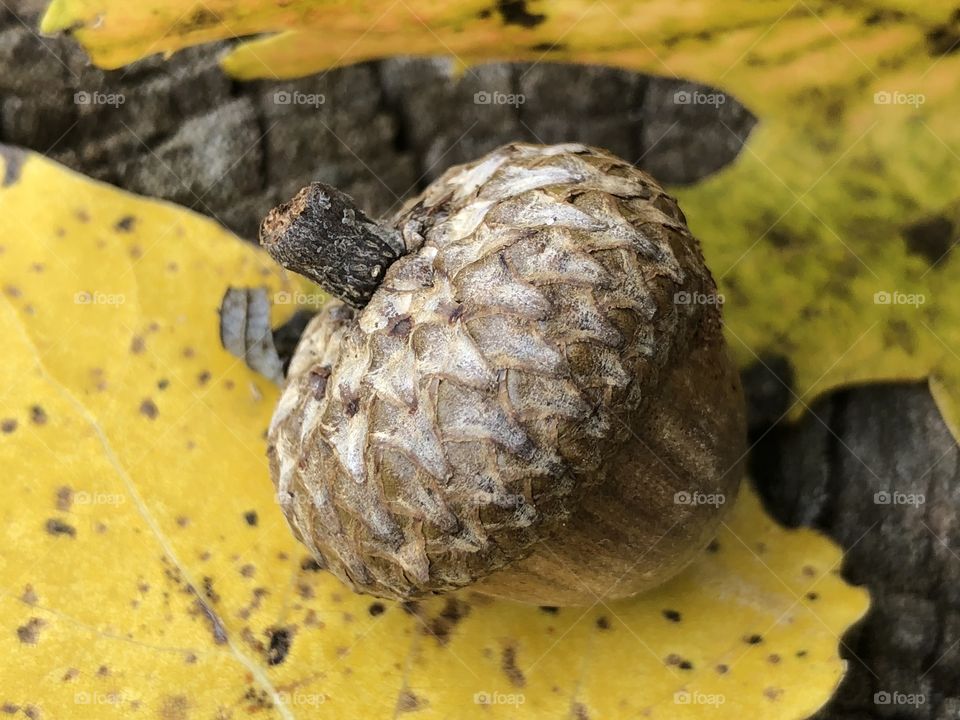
[264,142,746,606]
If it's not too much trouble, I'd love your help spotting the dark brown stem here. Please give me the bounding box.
[260,183,404,309]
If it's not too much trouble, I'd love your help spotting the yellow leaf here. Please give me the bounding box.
[37,0,960,442]
[1,147,868,718]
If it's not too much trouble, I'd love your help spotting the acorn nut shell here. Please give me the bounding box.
[265,142,746,606]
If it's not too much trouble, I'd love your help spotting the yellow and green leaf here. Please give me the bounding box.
[0,147,868,719]
[38,0,960,438]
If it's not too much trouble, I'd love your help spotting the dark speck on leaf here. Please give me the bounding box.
[139,399,158,419]
[496,0,546,27]
[45,518,76,537]
[17,618,46,644]
[927,25,960,56]
[266,627,292,665]
[1,419,17,434]
[30,406,47,425]
[369,602,386,616]
[902,214,955,265]
[114,215,137,233]
[300,556,325,572]
[539,606,559,614]
[663,609,682,622]
[595,616,610,630]
[244,511,258,527]
[745,633,763,644]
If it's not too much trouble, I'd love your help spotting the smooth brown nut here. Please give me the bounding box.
[265,142,746,606]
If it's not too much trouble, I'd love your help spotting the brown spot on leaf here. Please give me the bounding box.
[159,694,189,720]
[422,597,470,645]
[501,645,526,687]
[369,602,386,616]
[662,609,682,622]
[174,6,221,33]
[17,617,46,644]
[572,702,590,720]
[45,518,76,537]
[56,486,73,512]
[902,214,955,265]
[21,585,38,605]
[266,626,292,665]
[539,605,559,614]
[496,0,545,27]
[114,215,137,233]
[139,398,158,419]
[29,405,47,425]
[927,25,960,55]
[243,511,258,526]
[764,687,784,701]
[130,335,145,354]
[1,419,17,434]
[396,689,423,713]
[595,616,610,630]
[202,576,220,603]
[864,8,905,24]
[745,633,763,644]
[300,556,325,572]
[716,663,729,674]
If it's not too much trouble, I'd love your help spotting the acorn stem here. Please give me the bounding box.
[260,183,404,309]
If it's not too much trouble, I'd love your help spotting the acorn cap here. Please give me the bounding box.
[266,143,745,605]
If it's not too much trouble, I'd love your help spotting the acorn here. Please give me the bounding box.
[262,142,746,606]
